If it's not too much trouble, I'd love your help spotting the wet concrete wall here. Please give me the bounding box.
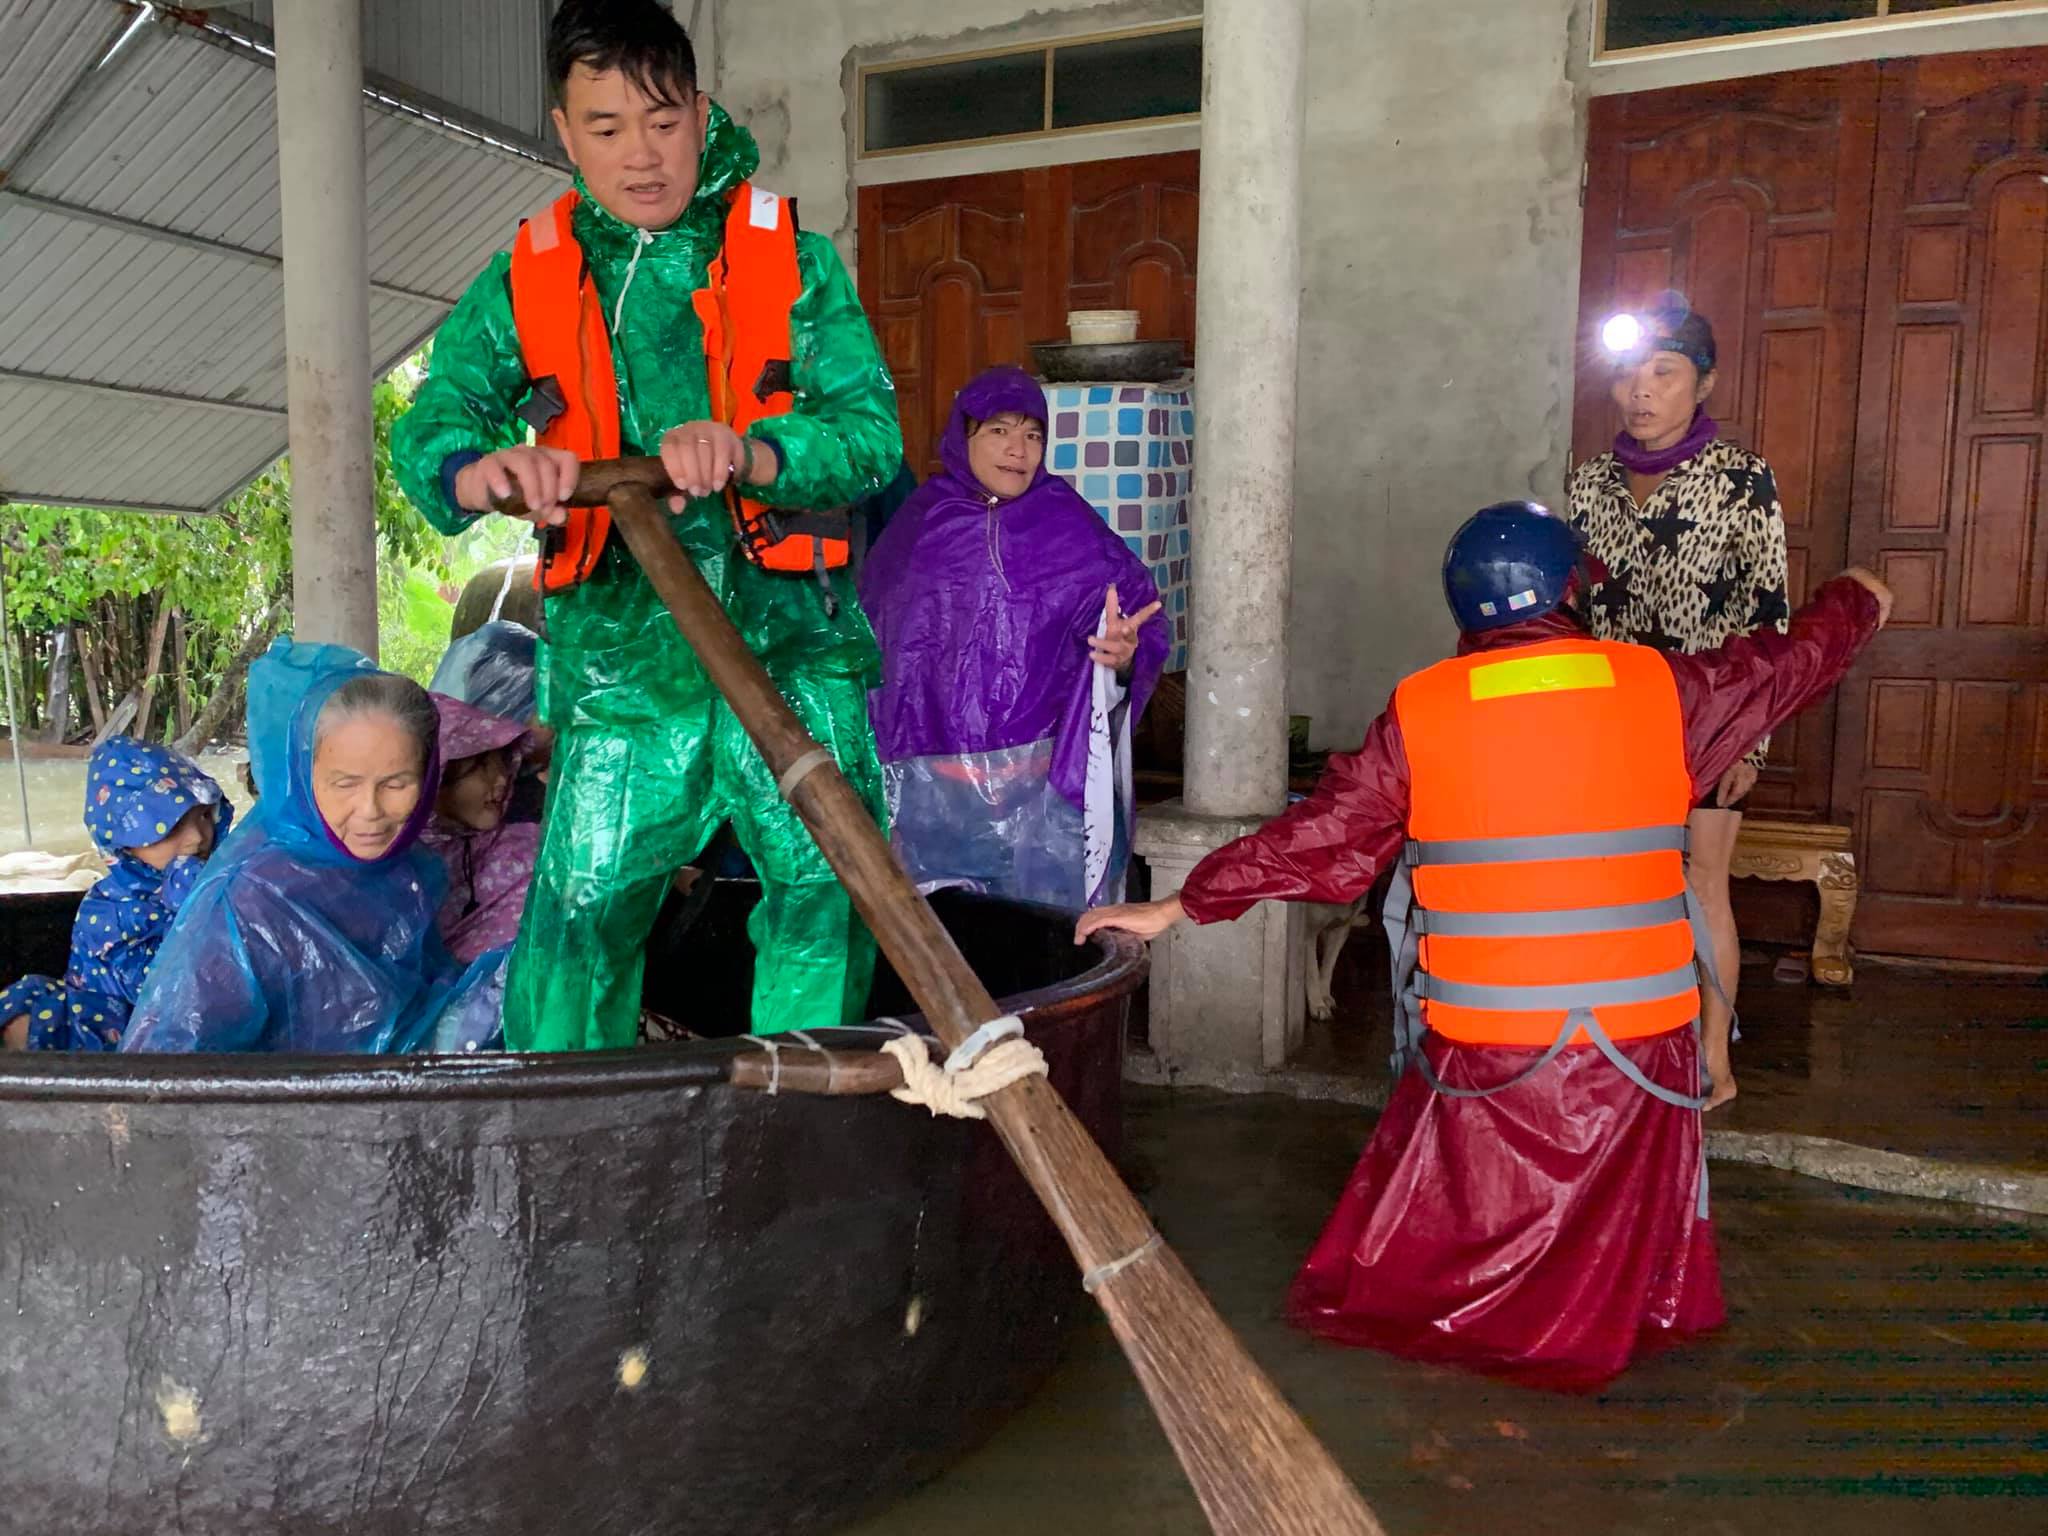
[1288,0,1589,746]
[711,0,1591,749]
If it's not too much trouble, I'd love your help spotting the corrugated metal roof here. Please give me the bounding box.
[0,0,128,173]
[0,3,569,517]
[225,0,559,153]
[0,375,287,517]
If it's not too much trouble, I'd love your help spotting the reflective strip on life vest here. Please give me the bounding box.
[1410,894,1688,938]
[1405,824,1686,867]
[1416,963,1700,1013]
[1466,650,1616,701]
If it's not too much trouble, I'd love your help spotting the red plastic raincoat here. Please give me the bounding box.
[1179,577,1880,1390]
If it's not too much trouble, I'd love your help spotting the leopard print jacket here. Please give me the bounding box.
[1565,438,1791,771]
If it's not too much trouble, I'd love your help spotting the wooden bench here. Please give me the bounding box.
[1729,819,1858,985]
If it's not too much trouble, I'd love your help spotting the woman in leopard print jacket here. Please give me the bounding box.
[1566,294,1789,1113]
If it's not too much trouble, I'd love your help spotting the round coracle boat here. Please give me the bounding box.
[0,882,1143,1536]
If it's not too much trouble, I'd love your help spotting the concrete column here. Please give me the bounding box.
[1133,0,1310,1080]
[275,0,378,657]
[677,0,717,92]
[1183,0,1306,819]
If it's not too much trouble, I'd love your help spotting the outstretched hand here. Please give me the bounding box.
[1074,894,1185,946]
[1088,585,1164,673]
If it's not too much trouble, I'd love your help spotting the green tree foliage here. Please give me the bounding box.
[0,356,514,739]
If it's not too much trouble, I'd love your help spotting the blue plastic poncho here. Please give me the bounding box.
[429,619,539,724]
[0,737,229,1051]
[121,640,505,1055]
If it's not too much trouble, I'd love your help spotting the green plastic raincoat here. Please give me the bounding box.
[394,105,898,1049]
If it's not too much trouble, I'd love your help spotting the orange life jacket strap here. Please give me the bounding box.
[509,188,619,593]
[1406,1004,1710,1112]
[694,185,850,579]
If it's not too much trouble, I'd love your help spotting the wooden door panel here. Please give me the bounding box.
[1576,67,1877,821]
[858,152,1199,481]
[857,170,1032,479]
[1062,153,1200,346]
[1839,49,2048,966]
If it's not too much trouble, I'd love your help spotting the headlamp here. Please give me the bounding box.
[1600,312,1643,356]
[1599,306,1713,372]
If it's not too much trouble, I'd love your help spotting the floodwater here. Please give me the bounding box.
[850,1086,2048,1536]
[0,755,252,860]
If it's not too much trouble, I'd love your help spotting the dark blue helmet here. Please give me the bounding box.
[1442,501,1590,633]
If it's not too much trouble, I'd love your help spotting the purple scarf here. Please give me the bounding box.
[1614,407,1718,475]
[859,366,1169,809]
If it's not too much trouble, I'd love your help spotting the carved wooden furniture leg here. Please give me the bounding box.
[1729,820,1858,989]
[1813,850,1858,986]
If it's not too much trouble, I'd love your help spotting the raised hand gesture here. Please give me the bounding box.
[1087,585,1163,673]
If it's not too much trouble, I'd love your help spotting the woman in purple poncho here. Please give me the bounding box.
[860,366,1168,909]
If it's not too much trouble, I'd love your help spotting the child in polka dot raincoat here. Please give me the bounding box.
[0,737,229,1051]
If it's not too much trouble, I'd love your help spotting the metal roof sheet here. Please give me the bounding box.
[0,375,288,517]
[226,0,558,151]
[0,0,128,173]
[0,3,567,516]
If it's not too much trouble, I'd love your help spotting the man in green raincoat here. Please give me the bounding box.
[394,0,898,1049]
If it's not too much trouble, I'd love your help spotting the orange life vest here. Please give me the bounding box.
[1386,638,1704,1092]
[507,185,849,594]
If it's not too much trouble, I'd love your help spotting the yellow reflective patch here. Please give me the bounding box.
[1469,652,1616,701]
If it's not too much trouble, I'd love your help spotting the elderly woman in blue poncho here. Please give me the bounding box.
[0,738,231,1051]
[121,639,504,1055]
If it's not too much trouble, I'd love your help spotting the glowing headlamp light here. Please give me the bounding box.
[1600,312,1644,356]
[1599,302,1714,372]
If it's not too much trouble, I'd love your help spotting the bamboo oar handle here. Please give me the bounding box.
[605,483,1384,1536]
[727,1045,903,1097]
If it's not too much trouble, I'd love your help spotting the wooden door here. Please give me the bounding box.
[858,169,1036,482]
[857,152,1199,479]
[1835,50,2048,966]
[1059,153,1200,351]
[1576,67,1878,820]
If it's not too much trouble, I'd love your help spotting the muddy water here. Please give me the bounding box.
[0,755,252,859]
[849,1087,2048,1536]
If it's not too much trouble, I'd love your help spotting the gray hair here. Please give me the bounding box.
[315,673,439,773]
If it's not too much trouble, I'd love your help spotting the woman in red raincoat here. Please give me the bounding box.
[1079,503,1892,1391]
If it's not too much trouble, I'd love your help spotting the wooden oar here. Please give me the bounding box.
[535,470,1386,1536]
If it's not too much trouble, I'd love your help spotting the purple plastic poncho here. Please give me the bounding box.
[121,640,505,1055]
[860,366,1167,907]
[420,693,540,964]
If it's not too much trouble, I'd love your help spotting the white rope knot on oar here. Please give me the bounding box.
[880,1014,1046,1121]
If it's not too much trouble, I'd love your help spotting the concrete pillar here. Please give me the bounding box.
[1182,0,1306,820]
[677,0,717,91]
[275,0,378,657]
[1133,0,1309,1079]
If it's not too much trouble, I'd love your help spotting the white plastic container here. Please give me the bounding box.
[1067,309,1140,345]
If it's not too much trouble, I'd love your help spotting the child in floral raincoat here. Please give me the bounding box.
[0,738,229,1050]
